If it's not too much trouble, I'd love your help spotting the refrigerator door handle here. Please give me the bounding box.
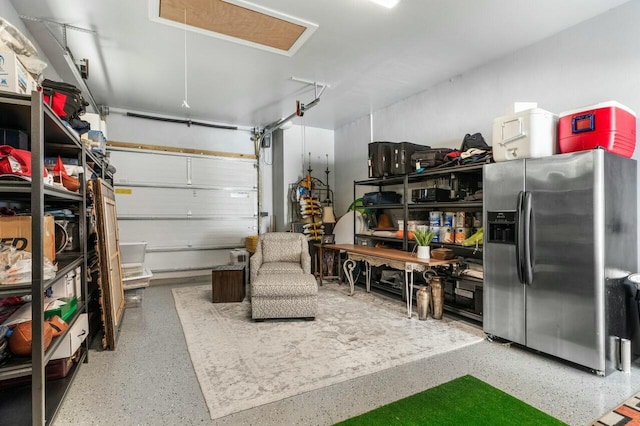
[516,191,525,284]
[523,191,534,285]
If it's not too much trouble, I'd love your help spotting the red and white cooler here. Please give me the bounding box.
[558,101,636,157]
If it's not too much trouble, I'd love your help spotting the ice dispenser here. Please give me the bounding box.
[487,211,516,244]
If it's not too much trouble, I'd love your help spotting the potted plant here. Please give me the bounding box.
[414,228,435,259]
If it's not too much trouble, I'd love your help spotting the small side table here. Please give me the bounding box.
[212,265,245,303]
[315,244,342,286]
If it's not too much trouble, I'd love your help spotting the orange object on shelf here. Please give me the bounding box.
[396,230,415,240]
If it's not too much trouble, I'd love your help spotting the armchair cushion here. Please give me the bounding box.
[258,262,304,275]
[262,238,302,263]
[252,274,317,297]
[250,232,311,285]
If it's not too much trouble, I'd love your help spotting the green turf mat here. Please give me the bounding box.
[335,375,566,426]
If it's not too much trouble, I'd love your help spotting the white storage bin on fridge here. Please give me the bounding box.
[492,108,558,162]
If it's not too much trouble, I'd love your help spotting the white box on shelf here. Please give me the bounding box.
[64,270,75,298]
[83,112,100,131]
[51,313,88,360]
[50,279,67,299]
[74,266,82,300]
[0,48,37,95]
[100,119,108,140]
[50,267,80,298]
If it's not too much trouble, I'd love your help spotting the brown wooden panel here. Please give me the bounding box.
[160,0,306,51]
[107,140,257,159]
[92,179,125,350]
[324,244,459,267]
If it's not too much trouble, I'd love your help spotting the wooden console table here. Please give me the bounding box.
[321,244,457,318]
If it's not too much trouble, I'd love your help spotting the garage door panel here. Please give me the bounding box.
[191,156,256,188]
[115,187,257,217]
[110,150,188,186]
[111,150,257,190]
[145,250,232,273]
[110,147,258,275]
[117,219,257,249]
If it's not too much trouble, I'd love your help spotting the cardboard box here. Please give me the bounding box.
[0,215,55,261]
[0,48,37,95]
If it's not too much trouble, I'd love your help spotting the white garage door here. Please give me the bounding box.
[109,147,257,276]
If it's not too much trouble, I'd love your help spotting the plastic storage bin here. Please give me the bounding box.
[124,288,144,308]
[558,101,636,158]
[123,268,152,291]
[120,242,147,278]
[492,108,558,162]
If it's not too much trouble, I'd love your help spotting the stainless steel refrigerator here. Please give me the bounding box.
[483,149,638,375]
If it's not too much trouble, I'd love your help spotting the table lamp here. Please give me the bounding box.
[322,205,336,234]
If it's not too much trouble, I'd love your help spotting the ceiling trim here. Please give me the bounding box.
[148,0,319,56]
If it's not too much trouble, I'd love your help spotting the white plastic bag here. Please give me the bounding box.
[0,246,57,285]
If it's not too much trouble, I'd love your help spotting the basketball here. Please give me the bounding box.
[9,321,53,356]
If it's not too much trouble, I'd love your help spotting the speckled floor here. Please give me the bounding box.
[54,279,640,426]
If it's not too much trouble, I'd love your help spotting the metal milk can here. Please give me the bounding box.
[416,286,431,320]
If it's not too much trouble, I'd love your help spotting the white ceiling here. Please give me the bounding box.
[10,0,630,130]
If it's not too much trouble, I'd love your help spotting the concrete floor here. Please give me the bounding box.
[54,279,640,426]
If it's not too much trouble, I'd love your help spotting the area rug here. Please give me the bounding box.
[336,375,566,426]
[172,282,484,420]
[592,392,640,425]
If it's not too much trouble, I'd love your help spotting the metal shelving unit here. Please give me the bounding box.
[353,161,486,322]
[0,91,107,425]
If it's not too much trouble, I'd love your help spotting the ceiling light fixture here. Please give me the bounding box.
[367,0,400,9]
[181,8,190,109]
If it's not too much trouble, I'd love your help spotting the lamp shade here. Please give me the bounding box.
[322,206,336,224]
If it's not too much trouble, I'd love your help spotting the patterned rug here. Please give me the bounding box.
[592,393,640,425]
[172,282,484,420]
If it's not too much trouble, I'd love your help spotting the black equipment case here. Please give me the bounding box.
[368,142,395,178]
[362,191,402,206]
[42,79,88,120]
[411,148,455,170]
[411,188,451,203]
[391,142,430,175]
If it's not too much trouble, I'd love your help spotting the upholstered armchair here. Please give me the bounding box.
[249,232,312,284]
[249,232,317,320]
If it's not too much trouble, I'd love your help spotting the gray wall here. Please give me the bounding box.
[334,1,640,216]
[273,125,335,231]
